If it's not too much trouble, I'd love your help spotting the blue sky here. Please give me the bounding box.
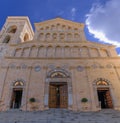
[0,0,120,53]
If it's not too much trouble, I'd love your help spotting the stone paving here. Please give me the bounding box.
[0,109,120,123]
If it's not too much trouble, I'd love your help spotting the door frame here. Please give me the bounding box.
[93,78,116,110]
[44,69,73,109]
[10,88,23,109]
[97,87,113,109]
[8,81,25,110]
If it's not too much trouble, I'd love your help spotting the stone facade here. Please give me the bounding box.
[0,16,120,111]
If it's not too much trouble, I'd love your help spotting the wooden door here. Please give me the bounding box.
[49,83,68,108]
[60,84,68,108]
[105,90,113,108]
[49,85,57,108]
[10,89,23,109]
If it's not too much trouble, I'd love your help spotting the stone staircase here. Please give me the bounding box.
[0,109,120,123]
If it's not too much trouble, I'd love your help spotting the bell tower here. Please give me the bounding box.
[0,16,34,44]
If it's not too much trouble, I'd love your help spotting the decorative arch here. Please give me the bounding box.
[47,46,54,57]
[52,33,57,40]
[38,33,44,40]
[72,46,79,57]
[68,26,72,30]
[22,47,30,57]
[30,45,38,57]
[59,33,65,40]
[45,33,51,41]
[67,33,72,41]
[93,78,111,85]
[55,46,62,57]
[90,48,99,57]
[13,81,24,86]
[64,46,71,57]
[47,68,70,78]
[14,48,22,57]
[74,33,80,40]
[12,79,25,87]
[46,26,50,30]
[38,46,46,57]
[56,23,61,30]
[74,28,78,31]
[100,49,109,57]
[80,46,89,57]
[51,25,55,30]
[62,25,66,30]
[40,27,44,31]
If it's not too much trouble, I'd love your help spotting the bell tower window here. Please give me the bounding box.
[23,33,29,42]
[3,35,11,43]
[7,25,17,33]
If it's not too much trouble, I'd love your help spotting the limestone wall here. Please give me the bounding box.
[0,58,120,111]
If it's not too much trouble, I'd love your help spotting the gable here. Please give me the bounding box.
[34,18,86,42]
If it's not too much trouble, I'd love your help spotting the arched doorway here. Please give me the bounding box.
[10,81,24,109]
[49,71,68,108]
[44,69,73,109]
[95,79,113,109]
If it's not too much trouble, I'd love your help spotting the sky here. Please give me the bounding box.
[0,0,120,54]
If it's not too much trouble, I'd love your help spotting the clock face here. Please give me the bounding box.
[77,66,84,72]
[34,65,41,72]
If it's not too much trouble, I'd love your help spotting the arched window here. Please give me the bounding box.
[23,33,29,41]
[7,25,17,33]
[3,35,11,43]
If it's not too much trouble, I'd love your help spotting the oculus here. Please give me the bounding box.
[34,65,41,72]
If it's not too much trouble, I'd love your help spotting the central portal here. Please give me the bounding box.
[49,82,68,108]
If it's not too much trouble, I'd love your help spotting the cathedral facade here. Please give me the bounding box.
[0,16,120,111]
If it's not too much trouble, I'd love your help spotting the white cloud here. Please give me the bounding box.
[71,8,77,20]
[86,0,120,47]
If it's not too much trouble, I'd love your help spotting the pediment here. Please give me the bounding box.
[34,18,84,31]
[34,18,85,42]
